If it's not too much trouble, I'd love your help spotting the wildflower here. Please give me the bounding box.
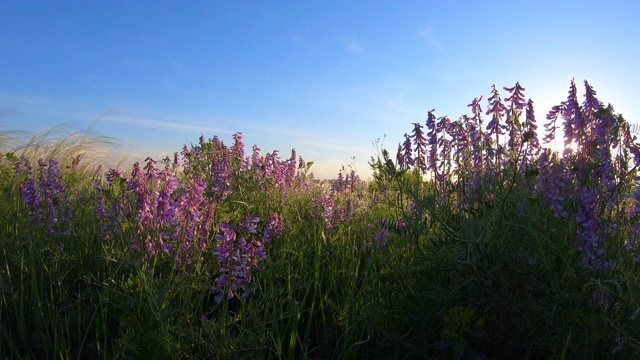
[286,149,297,185]
[347,169,360,191]
[239,213,260,234]
[503,82,527,113]
[105,168,125,183]
[127,162,152,223]
[535,149,568,218]
[171,177,208,258]
[143,157,158,182]
[467,95,483,122]
[411,122,428,173]
[575,186,606,268]
[173,152,179,167]
[18,175,42,224]
[426,110,438,172]
[396,143,405,170]
[232,132,244,158]
[372,228,389,250]
[39,158,72,237]
[313,194,334,230]
[561,79,582,149]
[485,85,507,148]
[582,80,601,120]
[543,104,564,144]
[260,212,283,258]
[523,98,540,155]
[156,165,178,224]
[212,214,267,303]
[335,168,345,193]
[402,133,414,168]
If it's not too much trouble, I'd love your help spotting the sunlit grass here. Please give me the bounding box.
[1,113,132,177]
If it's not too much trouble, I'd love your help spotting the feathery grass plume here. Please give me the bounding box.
[1,111,131,177]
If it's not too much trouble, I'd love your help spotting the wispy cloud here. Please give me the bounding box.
[339,35,366,55]
[417,24,443,51]
[294,137,370,156]
[0,92,52,106]
[106,114,235,135]
[105,113,370,155]
[289,33,311,47]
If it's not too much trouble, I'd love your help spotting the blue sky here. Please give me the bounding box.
[1,1,639,178]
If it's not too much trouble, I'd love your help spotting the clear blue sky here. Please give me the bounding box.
[1,1,639,178]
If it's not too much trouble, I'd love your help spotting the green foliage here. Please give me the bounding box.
[2,100,640,359]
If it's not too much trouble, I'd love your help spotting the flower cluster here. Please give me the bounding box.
[313,167,363,231]
[388,79,640,281]
[212,213,282,303]
[88,132,314,302]
[367,218,407,250]
[15,157,73,239]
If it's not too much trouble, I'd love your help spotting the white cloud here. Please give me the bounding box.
[0,92,52,106]
[417,24,443,51]
[289,33,311,47]
[339,35,366,55]
[106,114,234,135]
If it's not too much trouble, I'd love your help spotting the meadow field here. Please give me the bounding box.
[1,80,639,359]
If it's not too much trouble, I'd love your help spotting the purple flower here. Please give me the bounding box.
[582,80,601,120]
[535,150,569,218]
[396,143,405,170]
[411,122,428,173]
[485,85,508,148]
[15,158,73,237]
[239,213,260,234]
[467,95,484,121]
[503,82,527,113]
[171,177,208,257]
[523,98,540,154]
[143,157,159,183]
[574,186,609,269]
[313,194,334,230]
[232,132,245,158]
[19,177,42,224]
[543,104,564,144]
[561,79,583,150]
[212,214,271,303]
[347,169,360,190]
[373,228,390,250]
[425,110,438,172]
[334,168,345,193]
[105,168,125,183]
[156,165,178,224]
[402,133,414,169]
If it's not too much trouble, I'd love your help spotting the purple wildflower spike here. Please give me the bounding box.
[402,134,414,168]
[504,82,527,112]
[411,122,428,173]
[485,85,507,153]
[232,132,244,158]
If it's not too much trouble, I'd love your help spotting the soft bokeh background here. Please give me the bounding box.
[1,0,638,178]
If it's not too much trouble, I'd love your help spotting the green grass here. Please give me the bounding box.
[1,124,639,359]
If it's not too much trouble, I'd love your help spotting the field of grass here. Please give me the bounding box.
[1,80,640,359]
